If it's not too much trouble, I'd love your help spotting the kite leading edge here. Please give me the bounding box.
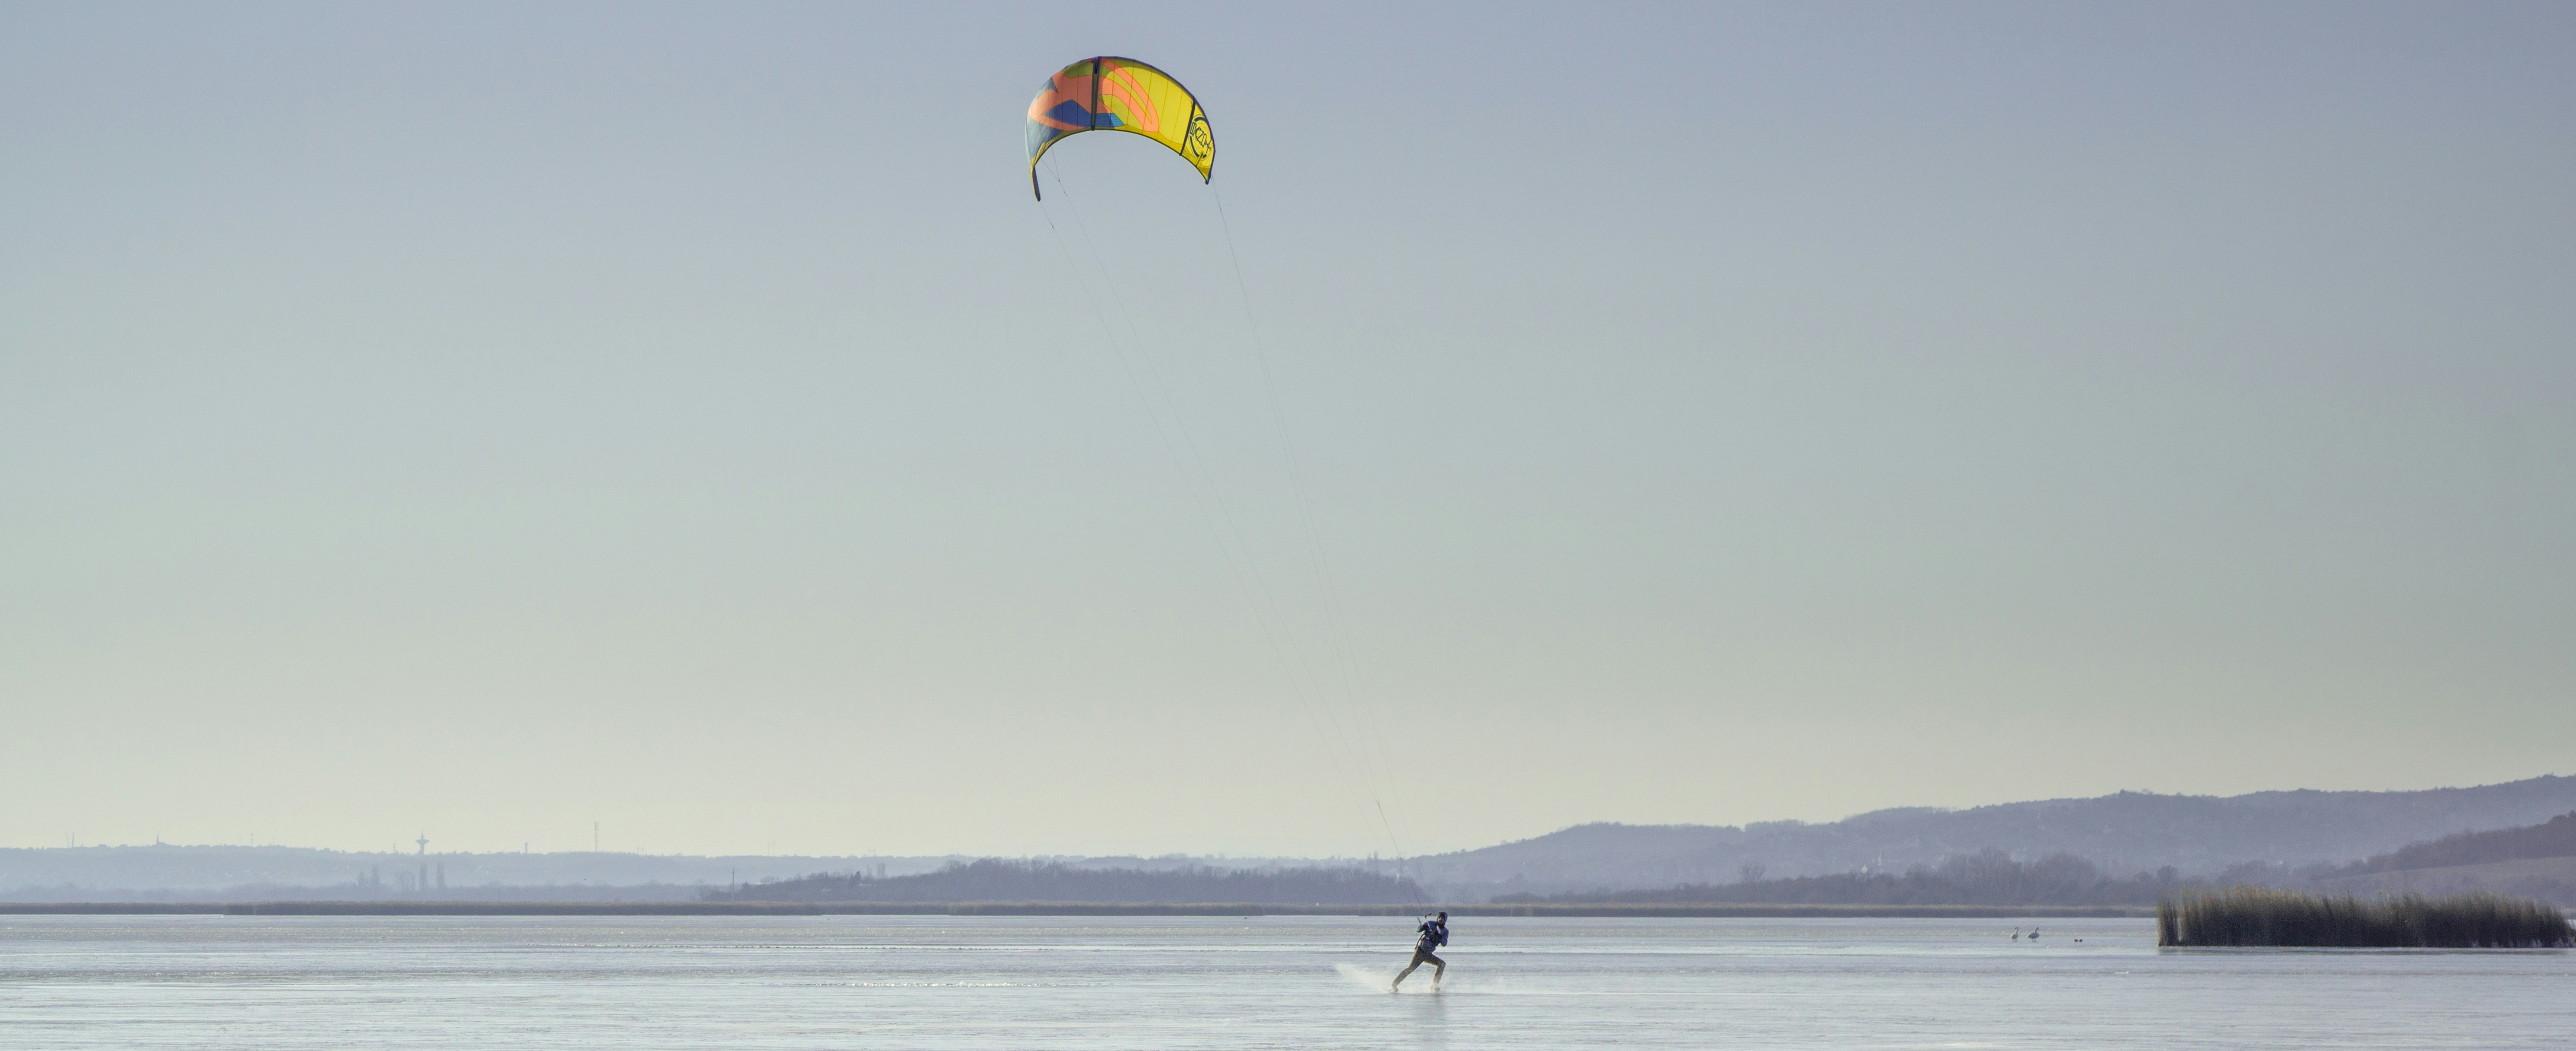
[1025,56,1213,199]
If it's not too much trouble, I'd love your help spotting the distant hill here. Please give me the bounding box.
[2334,811,2576,875]
[2305,810,2576,905]
[1498,848,2177,907]
[1409,774,2576,896]
[2316,857,2576,905]
[707,860,1428,905]
[16,775,2574,904]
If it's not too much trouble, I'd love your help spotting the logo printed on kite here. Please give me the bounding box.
[1183,112,1213,168]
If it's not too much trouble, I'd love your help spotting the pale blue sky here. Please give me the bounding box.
[3,2,2571,856]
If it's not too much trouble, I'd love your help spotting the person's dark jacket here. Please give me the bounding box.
[1415,918,1449,952]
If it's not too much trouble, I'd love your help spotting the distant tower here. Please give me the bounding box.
[416,834,428,856]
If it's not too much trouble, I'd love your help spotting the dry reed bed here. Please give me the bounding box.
[2159,887,2572,947]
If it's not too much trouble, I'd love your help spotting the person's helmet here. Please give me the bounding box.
[1437,911,1447,920]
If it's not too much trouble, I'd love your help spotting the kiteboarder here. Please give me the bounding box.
[1391,911,1448,991]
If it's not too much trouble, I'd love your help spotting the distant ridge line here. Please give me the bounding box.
[1412,773,2576,892]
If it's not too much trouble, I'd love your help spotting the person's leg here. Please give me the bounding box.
[1393,950,1428,988]
[1427,951,1445,985]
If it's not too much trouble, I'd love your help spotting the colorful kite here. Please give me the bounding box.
[1025,57,1213,199]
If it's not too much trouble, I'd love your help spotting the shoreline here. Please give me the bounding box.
[0,901,2158,918]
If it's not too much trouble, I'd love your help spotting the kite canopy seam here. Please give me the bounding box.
[1025,56,1212,199]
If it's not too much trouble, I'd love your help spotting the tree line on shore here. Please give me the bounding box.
[1493,848,2183,906]
[702,859,1430,904]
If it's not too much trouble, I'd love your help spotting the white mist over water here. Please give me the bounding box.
[1336,961,1402,991]
[5,915,2570,1048]
[1333,961,1594,998]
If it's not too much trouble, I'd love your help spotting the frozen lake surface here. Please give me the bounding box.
[3,914,2570,1048]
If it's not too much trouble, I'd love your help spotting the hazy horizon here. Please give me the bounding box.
[6,2,2571,858]
[45,769,2576,859]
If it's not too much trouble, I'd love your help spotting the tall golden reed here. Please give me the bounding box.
[2158,886,2572,948]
